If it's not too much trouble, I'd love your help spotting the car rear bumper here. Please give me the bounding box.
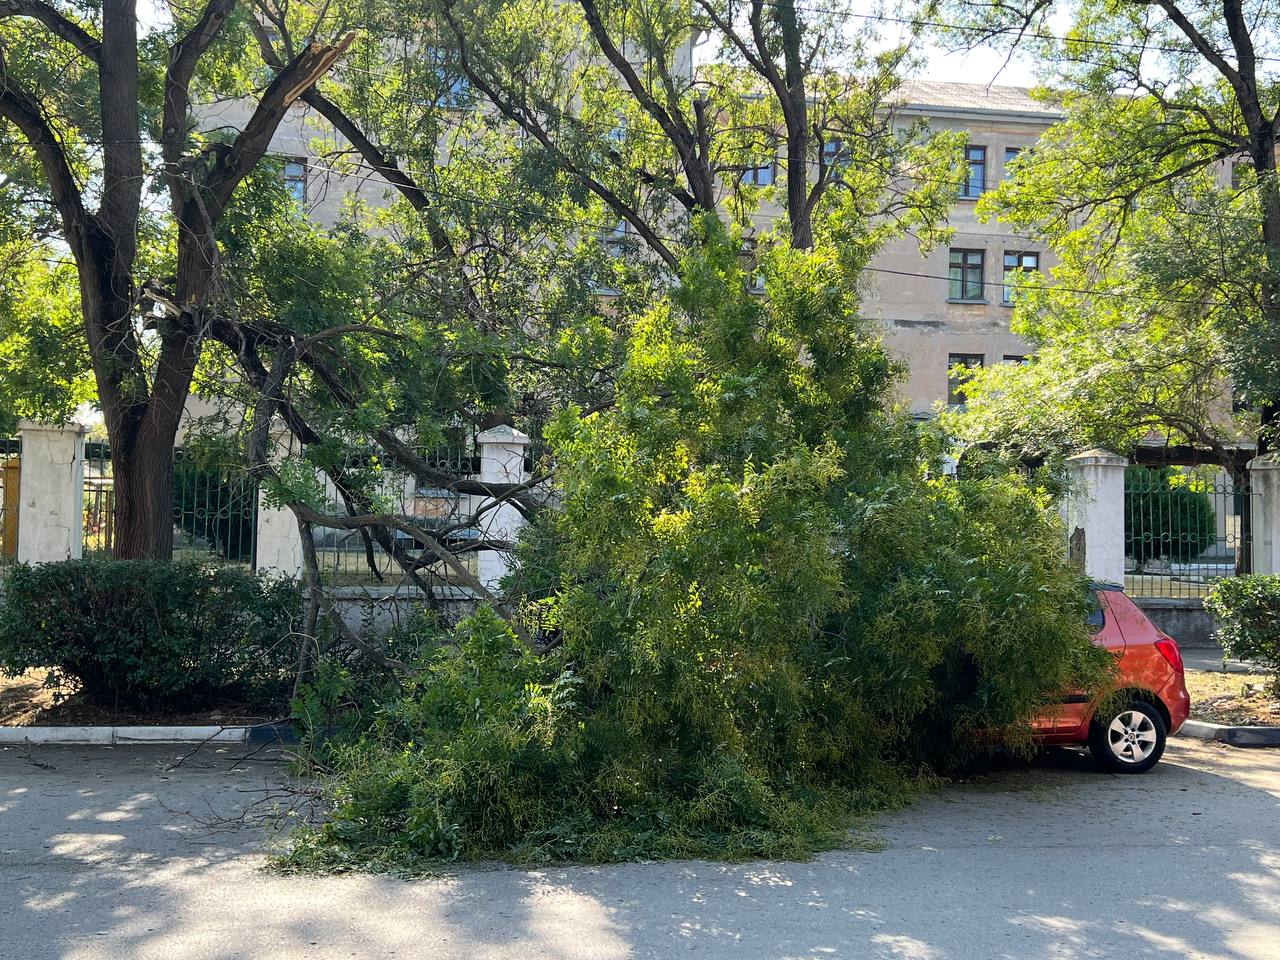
[1163,675,1191,735]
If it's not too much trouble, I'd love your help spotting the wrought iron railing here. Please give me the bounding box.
[82,443,258,566]
[1124,465,1253,598]
[311,454,481,586]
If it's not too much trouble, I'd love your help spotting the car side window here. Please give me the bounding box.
[1085,591,1106,633]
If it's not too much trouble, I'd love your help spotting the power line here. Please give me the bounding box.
[8,145,1256,312]
[235,153,1264,310]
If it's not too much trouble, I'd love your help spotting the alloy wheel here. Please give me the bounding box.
[1107,710,1158,764]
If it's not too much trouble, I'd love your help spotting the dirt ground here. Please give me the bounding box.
[0,669,284,726]
[1185,667,1280,726]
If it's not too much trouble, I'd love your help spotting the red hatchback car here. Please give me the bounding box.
[1032,583,1191,773]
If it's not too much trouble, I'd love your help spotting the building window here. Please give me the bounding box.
[1004,146,1022,177]
[947,353,984,406]
[282,158,307,202]
[427,47,471,108]
[821,138,849,171]
[949,248,985,302]
[961,145,986,198]
[603,220,627,258]
[1003,354,1029,364]
[742,161,776,187]
[1002,250,1040,303]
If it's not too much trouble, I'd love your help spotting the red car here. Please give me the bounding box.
[1032,583,1191,773]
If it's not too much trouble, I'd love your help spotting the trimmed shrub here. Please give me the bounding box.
[0,558,301,710]
[1206,575,1280,692]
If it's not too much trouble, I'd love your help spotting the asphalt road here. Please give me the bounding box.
[0,739,1277,960]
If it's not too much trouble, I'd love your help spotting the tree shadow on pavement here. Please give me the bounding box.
[2,739,1277,960]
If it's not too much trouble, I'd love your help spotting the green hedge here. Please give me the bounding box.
[0,558,301,711]
[1206,575,1280,690]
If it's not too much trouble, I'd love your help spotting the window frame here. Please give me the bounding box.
[961,145,987,198]
[281,157,307,203]
[948,248,986,302]
[947,353,985,406]
[742,161,777,187]
[1002,250,1041,304]
[1003,146,1022,178]
[821,138,850,173]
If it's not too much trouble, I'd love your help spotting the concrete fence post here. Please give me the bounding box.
[1060,448,1128,585]
[16,420,86,564]
[475,425,531,591]
[1247,454,1280,575]
[253,430,304,578]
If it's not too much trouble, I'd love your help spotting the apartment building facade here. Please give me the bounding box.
[200,79,1061,421]
[869,81,1061,417]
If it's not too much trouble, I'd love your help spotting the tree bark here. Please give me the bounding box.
[108,430,178,559]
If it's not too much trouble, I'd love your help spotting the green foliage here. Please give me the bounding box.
[1123,467,1216,565]
[1206,576,1280,692]
[0,255,96,435]
[946,172,1252,461]
[281,229,1112,871]
[0,559,301,711]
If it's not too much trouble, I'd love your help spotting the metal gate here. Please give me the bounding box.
[1124,465,1253,598]
[0,438,19,565]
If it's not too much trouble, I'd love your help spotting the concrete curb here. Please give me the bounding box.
[1176,719,1280,748]
[0,722,298,746]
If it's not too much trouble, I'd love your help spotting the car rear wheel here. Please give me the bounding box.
[1088,699,1167,774]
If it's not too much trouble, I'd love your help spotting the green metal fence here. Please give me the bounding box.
[311,436,482,586]
[1124,465,1252,598]
[0,438,19,566]
[82,444,258,566]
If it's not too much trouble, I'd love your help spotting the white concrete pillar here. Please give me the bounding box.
[1060,448,1128,585]
[475,425,531,590]
[254,431,304,578]
[16,420,86,564]
[1247,455,1280,574]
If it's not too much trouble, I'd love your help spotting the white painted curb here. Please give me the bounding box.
[0,725,248,745]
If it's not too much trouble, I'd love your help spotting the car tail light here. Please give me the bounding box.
[1155,637,1184,674]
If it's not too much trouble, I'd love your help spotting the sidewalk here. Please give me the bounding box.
[1183,646,1265,674]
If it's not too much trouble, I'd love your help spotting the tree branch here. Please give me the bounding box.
[0,0,101,63]
[440,0,680,269]
[162,0,238,175]
[0,46,92,248]
[203,31,356,218]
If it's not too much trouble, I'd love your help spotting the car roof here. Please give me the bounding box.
[1089,580,1125,593]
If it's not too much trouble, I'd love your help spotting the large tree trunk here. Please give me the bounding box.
[109,432,178,559]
